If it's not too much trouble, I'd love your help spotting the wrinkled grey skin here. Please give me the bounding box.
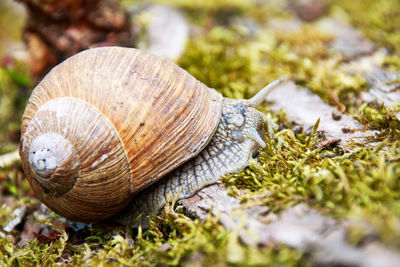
[112,98,268,227]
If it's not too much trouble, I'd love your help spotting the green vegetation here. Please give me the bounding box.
[0,66,30,153]
[1,0,400,265]
[226,130,400,246]
[335,0,400,55]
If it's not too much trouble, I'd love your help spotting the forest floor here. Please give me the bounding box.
[1,0,400,266]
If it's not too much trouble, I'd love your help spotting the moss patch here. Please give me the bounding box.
[333,0,400,55]
[1,0,400,265]
[225,129,400,246]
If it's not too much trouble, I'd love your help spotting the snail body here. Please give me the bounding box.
[19,47,283,224]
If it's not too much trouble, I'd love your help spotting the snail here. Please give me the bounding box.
[19,47,284,225]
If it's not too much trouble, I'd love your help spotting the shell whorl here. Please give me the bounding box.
[20,98,132,222]
[19,47,223,222]
[28,132,79,195]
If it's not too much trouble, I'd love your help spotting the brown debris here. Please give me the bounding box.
[327,87,346,112]
[331,110,342,120]
[289,0,330,22]
[19,220,42,244]
[21,219,68,243]
[317,138,341,148]
[17,0,134,80]
[34,227,60,243]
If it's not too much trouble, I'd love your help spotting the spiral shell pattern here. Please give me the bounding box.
[19,47,222,222]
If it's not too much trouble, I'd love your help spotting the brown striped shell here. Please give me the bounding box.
[19,47,223,222]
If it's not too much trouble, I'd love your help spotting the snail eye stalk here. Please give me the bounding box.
[247,77,285,107]
[243,128,267,148]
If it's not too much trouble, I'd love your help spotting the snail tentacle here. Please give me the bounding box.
[262,113,279,130]
[243,128,266,148]
[247,77,285,107]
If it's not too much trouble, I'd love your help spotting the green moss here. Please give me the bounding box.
[123,0,287,26]
[333,0,400,55]
[357,102,400,139]
[0,226,68,266]
[384,55,400,72]
[0,201,310,266]
[178,21,370,116]
[179,27,258,99]
[224,127,400,246]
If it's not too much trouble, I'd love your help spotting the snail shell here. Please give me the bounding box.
[19,47,223,222]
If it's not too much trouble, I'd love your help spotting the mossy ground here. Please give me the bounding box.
[1,0,400,266]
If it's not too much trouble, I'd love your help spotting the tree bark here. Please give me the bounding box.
[17,0,134,80]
